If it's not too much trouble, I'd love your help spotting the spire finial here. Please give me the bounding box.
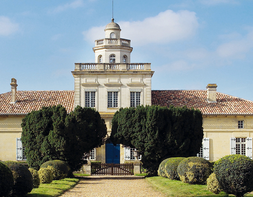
[112,0,114,20]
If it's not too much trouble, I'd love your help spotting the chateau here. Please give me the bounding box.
[1,19,253,163]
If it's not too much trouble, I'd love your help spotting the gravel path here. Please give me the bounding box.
[60,176,165,197]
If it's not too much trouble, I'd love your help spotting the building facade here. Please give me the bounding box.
[1,19,253,163]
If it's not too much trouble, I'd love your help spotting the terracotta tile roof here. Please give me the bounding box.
[0,91,74,115]
[152,90,253,115]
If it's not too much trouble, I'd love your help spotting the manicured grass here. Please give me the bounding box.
[135,173,148,176]
[146,176,253,197]
[27,178,79,197]
[73,173,90,177]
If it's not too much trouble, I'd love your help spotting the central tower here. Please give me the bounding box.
[93,18,133,63]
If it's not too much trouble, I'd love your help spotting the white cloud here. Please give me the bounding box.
[51,0,84,13]
[200,0,238,5]
[83,9,199,46]
[0,16,19,36]
[216,30,253,58]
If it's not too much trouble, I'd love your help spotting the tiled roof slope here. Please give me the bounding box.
[152,90,253,115]
[0,91,74,115]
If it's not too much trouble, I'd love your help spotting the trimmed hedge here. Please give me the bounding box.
[164,157,185,180]
[207,173,221,194]
[214,154,253,197]
[29,168,40,188]
[0,161,14,197]
[40,160,70,180]
[158,158,170,177]
[177,157,211,184]
[38,168,53,184]
[4,161,33,196]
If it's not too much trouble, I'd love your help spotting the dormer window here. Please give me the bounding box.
[123,55,128,63]
[98,55,102,63]
[109,54,116,63]
[110,32,116,38]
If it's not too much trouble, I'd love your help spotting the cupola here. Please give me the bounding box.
[105,18,121,39]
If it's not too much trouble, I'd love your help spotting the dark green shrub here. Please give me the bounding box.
[164,157,185,180]
[0,161,14,197]
[158,158,170,177]
[29,168,40,188]
[214,154,253,197]
[4,161,33,196]
[207,173,221,194]
[40,160,69,180]
[38,168,53,184]
[177,157,211,184]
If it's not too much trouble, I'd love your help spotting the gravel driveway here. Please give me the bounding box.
[60,176,165,197]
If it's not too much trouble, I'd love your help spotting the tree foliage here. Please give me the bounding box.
[110,105,203,174]
[21,105,107,171]
[214,154,253,197]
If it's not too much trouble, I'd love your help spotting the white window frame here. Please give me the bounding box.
[85,91,96,108]
[17,138,26,161]
[125,147,142,160]
[98,55,102,63]
[130,92,141,107]
[231,137,252,159]
[123,55,128,63]
[108,91,118,108]
[238,120,244,129]
[197,138,209,160]
[89,148,96,160]
[109,54,116,63]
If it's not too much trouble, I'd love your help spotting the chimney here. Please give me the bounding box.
[206,84,217,103]
[10,78,18,104]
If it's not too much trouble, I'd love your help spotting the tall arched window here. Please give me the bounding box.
[110,32,116,38]
[98,55,102,63]
[123,55,128,63]
[109,54,116,63]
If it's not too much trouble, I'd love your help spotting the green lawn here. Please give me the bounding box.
[27,178,79,197]
[146,176,253,197]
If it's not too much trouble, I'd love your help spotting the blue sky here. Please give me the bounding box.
[1,0,253,101]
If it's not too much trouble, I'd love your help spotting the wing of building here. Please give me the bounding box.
[1,19,253,163]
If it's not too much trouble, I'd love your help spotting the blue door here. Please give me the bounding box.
[106,143,120,164]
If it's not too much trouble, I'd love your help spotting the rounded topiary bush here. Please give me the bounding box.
[207,173,221,194]
[38,168,53,184]
[4,161,33,196]
[177,157,211,184]
[0,161,14,197]
[29,168,40,188]
[158,158,170,177]
[164,157,185,180]
[214,154,253,197]
[40,160,69,180]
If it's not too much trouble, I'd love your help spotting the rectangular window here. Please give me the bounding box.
[89,148,96,160]
[238,121,244,129]
[197,145,203,158]
[130,92,140,107]
[85,91,95,108]
[236,138,246,155]
[125,147,142,160]
[108,92,118,108]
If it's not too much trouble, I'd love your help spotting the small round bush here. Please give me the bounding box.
[164,157,185,180]
[177,157,211,184]
[4,161,33,196]
[40,160,69,180]
[29,168,40,188]
[38,168,53,184]
[0,161,14,197]
[158,158,170,177]
[214,154,253,197]
[207,173,221,194]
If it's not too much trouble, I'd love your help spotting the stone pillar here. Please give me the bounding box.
[10,78,18,104]
[82,160,92,175]
[134,162,141,175]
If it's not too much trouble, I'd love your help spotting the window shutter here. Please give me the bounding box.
[231,138,236,154]
[203,138,209,160]
[16,138,23,161]
[125,147,131,160]
[246,137,252,159]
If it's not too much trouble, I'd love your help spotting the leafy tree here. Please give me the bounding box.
[21,105,107,171]
[111,105,203,174]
